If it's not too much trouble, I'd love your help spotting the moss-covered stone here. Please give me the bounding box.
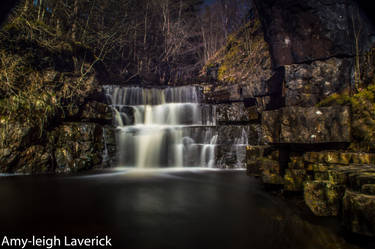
[318,83,375,152]
[304,180,344,216]
[343,190,375,236]
[288,156,305,169]
[284,169,307,191]
[304,152,320,163]
[52,122,105,173]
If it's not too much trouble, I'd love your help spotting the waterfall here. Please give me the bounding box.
[232,128,249,168]
[104,85,217,168]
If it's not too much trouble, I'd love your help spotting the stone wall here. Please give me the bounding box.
[201,0,375,237]
[0,95,115,174]
[241,0,375,237]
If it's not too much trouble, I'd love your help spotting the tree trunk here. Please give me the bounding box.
[71,0,79,41]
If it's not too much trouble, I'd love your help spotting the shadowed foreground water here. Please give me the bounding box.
[0,169,370,249]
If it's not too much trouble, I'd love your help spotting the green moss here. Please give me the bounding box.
[318,85,375,151]
[201,12,270,84]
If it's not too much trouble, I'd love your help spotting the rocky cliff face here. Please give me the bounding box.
[202,0,375,237]
[0,20,114,174]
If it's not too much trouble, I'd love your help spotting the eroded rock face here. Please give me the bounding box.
[53,123,104,173]
[81,101,112,121]
[216,103,259,123]
[0,121,40,173]
[14,145,53,174]
[343,190,375,237]
[304,180,344,216]
[284,58,353,107]
[254,0,374,68]
[262,106,351,144]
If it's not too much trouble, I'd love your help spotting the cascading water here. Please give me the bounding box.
[104,85,217,168]
[232,128,249,168]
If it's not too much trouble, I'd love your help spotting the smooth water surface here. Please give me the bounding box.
[0,170,368,249]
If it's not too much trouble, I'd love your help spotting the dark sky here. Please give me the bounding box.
[204,0,216,6]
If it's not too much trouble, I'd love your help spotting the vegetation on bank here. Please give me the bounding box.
[0,4,98,146]
[202,12,271,84]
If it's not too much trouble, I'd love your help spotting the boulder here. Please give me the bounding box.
[259,159,284,185]
[304,180,344,216]
[284,169,307,191]
[261,106,350,144]
[280,106,351,143]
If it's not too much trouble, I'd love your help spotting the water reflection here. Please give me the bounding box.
[0,170,370,249]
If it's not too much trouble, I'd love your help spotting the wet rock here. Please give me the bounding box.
[246,145,271,162]
[216,145,247,168]
[81,101,112,121]
[303,151,375,165]
[284,169,307,191]
[261,109,281,144]
[343,190,375,236]
[217,125,260,146]
[0,148,18,171]
[259,159,284,185]
[304,180,344,216]
[53,123,105,173]
[14,146,52,174]
[216,103,259,123]
[351,153,375,165]
[280,106,351,143]
[0,121,40,173]
[207,84,242,103]
[246,145,281,176]
[260,106,350,144]
[0,121,36,151]
[284,58,352,107]
[55,148,73,173]
[288,156,305,169]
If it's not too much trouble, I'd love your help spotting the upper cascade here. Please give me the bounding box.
[103,85,201,106]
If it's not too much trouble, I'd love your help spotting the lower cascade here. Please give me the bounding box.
[104,85,217,168]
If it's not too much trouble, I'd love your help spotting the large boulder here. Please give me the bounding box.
[304,180,344,216]
[281,106,351,143]
[262,106,351,144]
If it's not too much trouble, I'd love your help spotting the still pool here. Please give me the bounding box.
[0,169,371,249]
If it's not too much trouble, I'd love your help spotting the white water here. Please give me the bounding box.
[104,86,217,168]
